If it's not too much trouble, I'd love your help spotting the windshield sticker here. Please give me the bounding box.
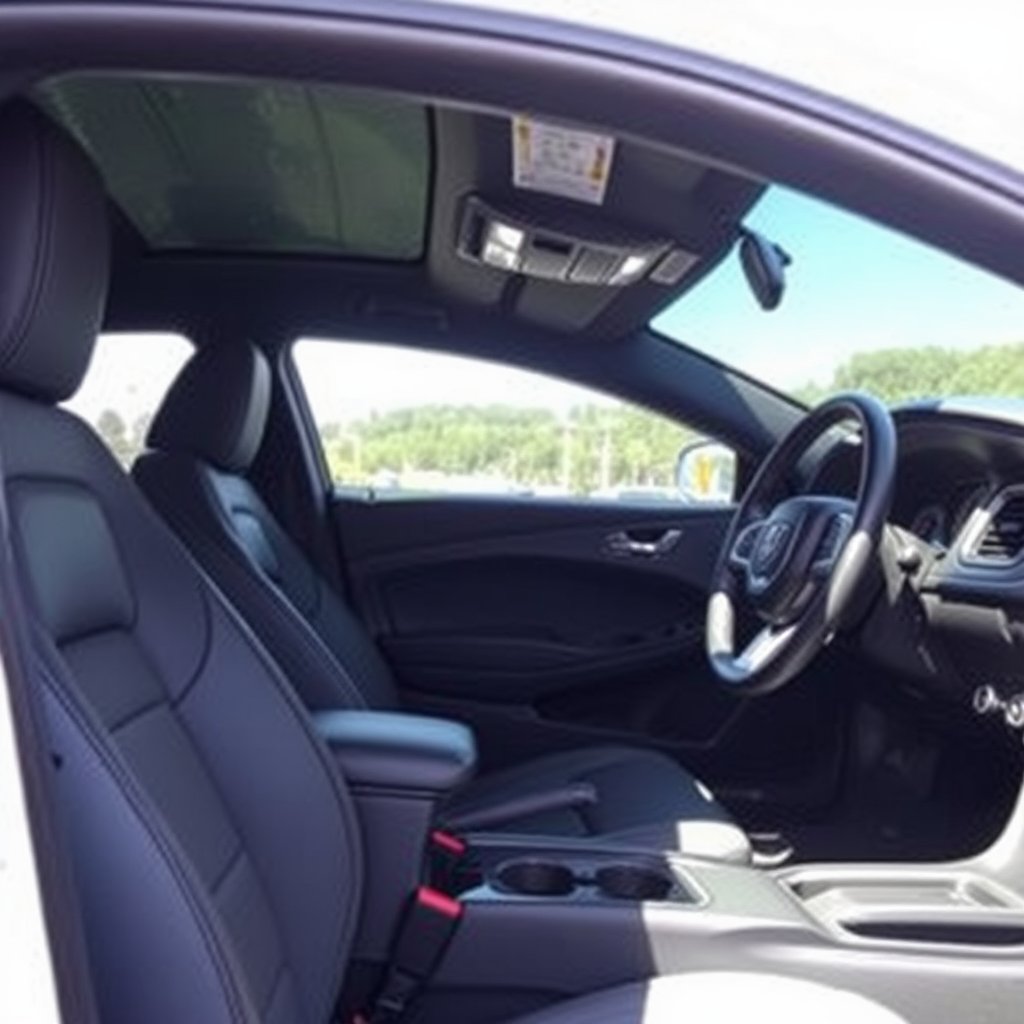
[512,116,615,205]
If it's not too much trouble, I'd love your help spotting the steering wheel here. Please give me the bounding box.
[707,392,896,695]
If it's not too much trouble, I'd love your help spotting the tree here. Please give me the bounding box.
[95,408,135,466]
[796,341,1024,406]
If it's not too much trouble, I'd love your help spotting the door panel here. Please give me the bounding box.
[331,494,847,809]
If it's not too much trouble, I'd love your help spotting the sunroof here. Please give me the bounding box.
[36,75,430,259]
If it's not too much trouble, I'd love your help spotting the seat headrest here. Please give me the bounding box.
[147,343,272,472]
[0,101,110,403]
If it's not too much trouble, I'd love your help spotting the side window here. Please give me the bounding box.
[292,339,735,505]
[62,332,193,467]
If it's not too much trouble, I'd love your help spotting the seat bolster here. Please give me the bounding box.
[135,451,399,710]
[39,658,256,1024]
[134,452,372,710]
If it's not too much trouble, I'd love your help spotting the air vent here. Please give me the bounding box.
[976,495,1024,561]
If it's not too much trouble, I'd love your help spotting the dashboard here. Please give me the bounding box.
[905,481,990,553]
[810,400,1024,714]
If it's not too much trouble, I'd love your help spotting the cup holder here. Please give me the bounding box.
[496,860,576,897]
[494,857,683,902]
[595,864,673,902]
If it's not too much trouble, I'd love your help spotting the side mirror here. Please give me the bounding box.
[676,440,736,504]
[739,229,791,311]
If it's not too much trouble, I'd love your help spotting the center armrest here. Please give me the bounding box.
[311,710,478,960]
[313,709,478,794]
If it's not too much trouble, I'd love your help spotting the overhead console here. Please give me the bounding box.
[427,109,765,336]
[457,195,698,287]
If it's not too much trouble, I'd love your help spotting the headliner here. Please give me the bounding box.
[34,70,765,341]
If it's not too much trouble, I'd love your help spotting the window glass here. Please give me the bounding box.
[653,186,1024,405]
[37,75,429,259]
[63,333,193,466]
[292,339,734,504]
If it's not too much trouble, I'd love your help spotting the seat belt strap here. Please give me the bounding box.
[362,885,463,1024]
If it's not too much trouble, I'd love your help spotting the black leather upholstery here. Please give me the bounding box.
[0,102,109,402]
[314,709,477,792]
[0,100,907,1024]
[437,745,748,859]
[0,102,360,1024]
[147,341,272,472]
[135,342,748,854]
[134,448,399,710]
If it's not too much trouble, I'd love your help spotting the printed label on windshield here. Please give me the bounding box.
[512,116,615,205]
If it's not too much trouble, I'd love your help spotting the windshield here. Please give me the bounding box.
[653,187,1024,405]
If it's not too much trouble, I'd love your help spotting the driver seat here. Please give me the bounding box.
[134,339,747,857]
[0,99,908,1024]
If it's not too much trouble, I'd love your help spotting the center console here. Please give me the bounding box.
[314,709,477,959]
[318,709,1024,1024]
[778,863,1024,947]
[426,836,1024,1024]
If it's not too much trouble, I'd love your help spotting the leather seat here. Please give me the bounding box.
[0,99,907,1024]
[133,340,746,856]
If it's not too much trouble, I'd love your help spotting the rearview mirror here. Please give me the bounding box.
[739,229,791,311]
[676,440,736,504]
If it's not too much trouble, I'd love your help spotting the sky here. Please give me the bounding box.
[653,188,1024,391]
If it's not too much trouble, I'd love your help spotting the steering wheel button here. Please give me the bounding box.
[730,521,763,565]
[1006,696,1024,729]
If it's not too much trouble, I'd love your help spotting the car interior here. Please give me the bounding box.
[4,6,1024,1024]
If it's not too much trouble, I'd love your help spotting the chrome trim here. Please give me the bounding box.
[957,484,1024,568]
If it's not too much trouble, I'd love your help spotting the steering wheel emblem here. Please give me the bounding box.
[753,521,791,575]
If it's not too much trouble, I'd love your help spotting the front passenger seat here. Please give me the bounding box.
[135,341,745,856]
[0,97,908,1024]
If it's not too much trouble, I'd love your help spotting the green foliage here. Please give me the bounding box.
[321,341,1024,494]
[322,401,697,494]
[795,342,1024,406]
[93,408,152,467]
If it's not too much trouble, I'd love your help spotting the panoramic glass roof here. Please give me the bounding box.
[36,75,430,259]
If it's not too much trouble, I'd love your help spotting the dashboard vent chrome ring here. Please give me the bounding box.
[962,489,1024,565]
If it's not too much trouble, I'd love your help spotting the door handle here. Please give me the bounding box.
[605,528,682,559]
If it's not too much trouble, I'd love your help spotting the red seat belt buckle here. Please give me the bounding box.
[365,886,464,1022]
[391,885,463,979]
[415,884,462,919]
[430,829,467,858]
[429,830,469,894]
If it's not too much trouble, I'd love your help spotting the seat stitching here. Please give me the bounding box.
[260,960,290,1021]
[0,124,51,377]
[209,840,246,897]
[206,592,363,1023]
[105,692,166,735]
[37,646,255,1024]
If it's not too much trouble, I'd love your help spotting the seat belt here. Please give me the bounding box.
[356,885,464,1024]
